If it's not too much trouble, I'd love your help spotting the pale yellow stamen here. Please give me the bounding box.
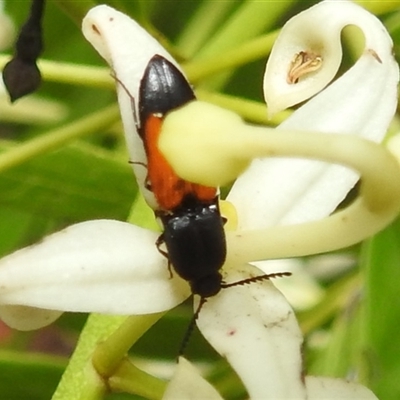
[160,101,400,261]
[287,51,323,84]
[219,200,238,231]
[386,134,400,165]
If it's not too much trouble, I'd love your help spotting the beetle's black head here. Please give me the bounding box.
[138,54,195,137]
[189,273,223,297]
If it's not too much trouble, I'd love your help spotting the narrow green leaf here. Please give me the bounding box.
[362,218,400,399]
[0,141,136,222]
[0,350,66,400]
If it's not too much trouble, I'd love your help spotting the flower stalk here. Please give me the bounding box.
[0,104,119,173]
[92,313,163,378]
[160,101,400,262]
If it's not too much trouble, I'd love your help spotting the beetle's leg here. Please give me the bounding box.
[156,233,173,278]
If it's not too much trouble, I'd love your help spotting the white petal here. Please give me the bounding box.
[197,264,306,399]
[82,6,185,210]
[229,1,398,230]
[306,376,378,399]
[0,220,190,315]
[162,357,223,400]
[0,305,62,331]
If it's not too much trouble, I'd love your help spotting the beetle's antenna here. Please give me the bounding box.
[110,71,140,131]
[221,271,291,289]
[177,272,291,357]
[178,296,208,358]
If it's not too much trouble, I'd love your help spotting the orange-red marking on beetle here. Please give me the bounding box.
[144,113,217,211]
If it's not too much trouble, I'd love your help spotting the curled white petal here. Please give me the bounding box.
[0,220,190,316]
[196,264,306,399]
[82,5,185,210]
[162,357,223,400]
[0,305,62,331]
[264,0,396,116]
[229,1,398,230]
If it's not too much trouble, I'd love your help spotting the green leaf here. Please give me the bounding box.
[0,350,66,400]
[0,206,57,256]
[362,217,400,399]
[0,141,137,222]
[51,1,98,26]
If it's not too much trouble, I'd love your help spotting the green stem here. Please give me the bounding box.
[109,358,166,400]
[50,0,97,26]
[309,297,364,377]
[0,104,119,173]
[38,60,113,89]
[53,313,165,400]
[52,314,128,400]
[0,55,113,89]
[0,54,115,89]
[297,272,361,335]
[191,0,294,89]
[176,0,236,58]
[196,89,290,126]
[92,313,164,377]
[193,0,293,60]
[0,55,281,125]
[183,30,279,83]
[3,29,277,91]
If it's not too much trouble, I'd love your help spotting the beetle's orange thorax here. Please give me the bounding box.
[144,113,217,211]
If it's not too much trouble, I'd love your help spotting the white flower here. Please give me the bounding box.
[0,1,398,398]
